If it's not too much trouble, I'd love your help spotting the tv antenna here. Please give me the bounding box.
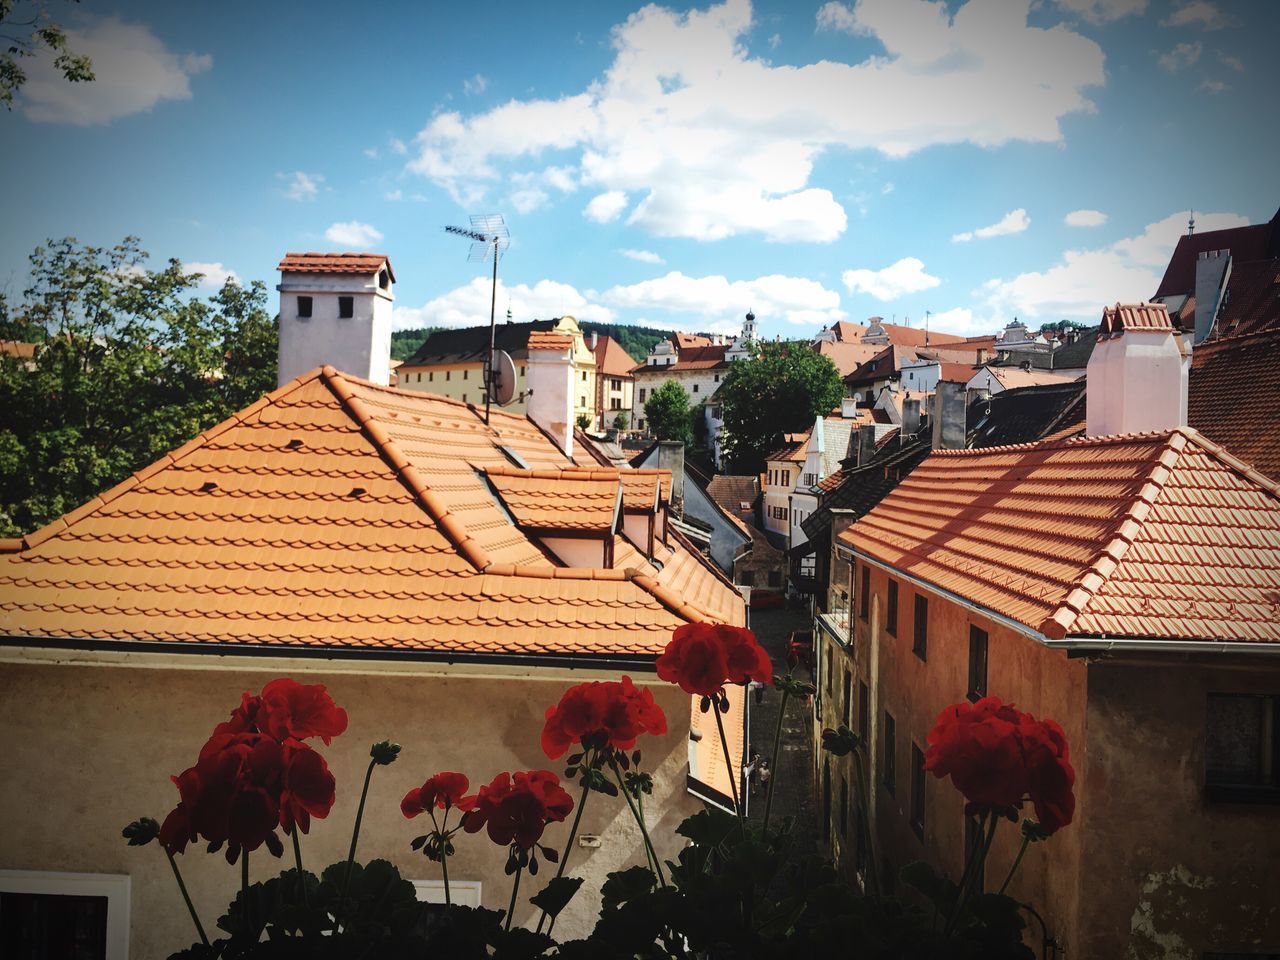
[444,214,510,424]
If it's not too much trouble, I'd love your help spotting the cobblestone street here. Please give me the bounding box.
[743,606,820,856]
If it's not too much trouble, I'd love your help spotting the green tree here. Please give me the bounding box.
[0,237,277,536]
[1,1,94,109]
[718,342,844,473]
[576,412,591,430]
[643,379,693,446]
[612,410,628,430]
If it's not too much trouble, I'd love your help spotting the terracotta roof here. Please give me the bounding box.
[593,335,637,377]
[673,332,713,350]
[528,331,574,351]
[706,475,759,517]
[1,340,37,359]
[937,361,979,383]
[815,340,882,376]
[817,469,846,493]
[842,428,1280,643]
[766,431,811,464]
[484,467,619,532]
[278,252,395,282]
[1100,302,1174,336]
[633,344,729,373]
[0,368,743,657]
[1207,257,1280,339]
[1188,329,1280,480]
[845,345,920,387]
[972,367,1080,391]
[1154,208,1280,299]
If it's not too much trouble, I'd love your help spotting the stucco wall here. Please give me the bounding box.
[1078,660,1280,960]
[0,658,701,959]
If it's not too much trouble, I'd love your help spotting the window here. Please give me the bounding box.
[1205,694,1280,802]
[0,870,130,960]
[428,371,434,382]
[842,670,852,727]
[913,595,928,661]
[378,269,389,289]
[858,681,869,736]
[412,878,483,908]
[886,580,899,636]
[416,372,421,383]
[446,371,451,382]
[740,570,755,587]
[582,370,587,381]
[840,774,849,838]
[968,627,988,702]
[462,394,468,403]
[859,565,870,621]
[693,384,699,393]
[715,373,721,381]
[822,761,832,845]
[639,388,646,402]
[463,368,469,380]
[520,365,526,377]
[338,295,354,319]
[883,711,896,795]
[767,570,781,588]
[297,295,312,318]
[910,744,926,839]
[826,647,834,694]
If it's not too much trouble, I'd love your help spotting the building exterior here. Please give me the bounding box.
[0,254,747,958]
[964,365,1080,395]
[592,333,635,431]
[632,339,730,434]
[396,315,598,424]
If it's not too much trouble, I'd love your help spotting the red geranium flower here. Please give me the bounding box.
[656,623,771,697]
[924,697,1075,834]
[279,740,337,836]
[256,679,349,745]
[402,772,472,818]
[540,675,668,760]
[461,770,574,850]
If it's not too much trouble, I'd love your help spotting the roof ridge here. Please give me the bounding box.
[334,368,538,426]
[930,428,1176,457]
[2,368,331,555]
[1195,326,1280,353]
[1039,431,1189,639]
[1173,426,1280,497]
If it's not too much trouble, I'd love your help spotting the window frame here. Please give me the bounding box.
[1204,693,1280,804]
[968,626,989,702]
[858,564,870,622]
[0,870,131,960]
[337,295,354,319]
[912,594,928,662]
[296,295,313,319]
[886,579,899,636]
[411,878,482,907]
[842,669,852,727]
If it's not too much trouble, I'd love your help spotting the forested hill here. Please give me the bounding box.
[391,321,681,364]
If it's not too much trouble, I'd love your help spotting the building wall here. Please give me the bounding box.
[277,270,393,388]
[1076,659,1280,959]
[0,657,700,959]
[763,461,800,537]
[821,558,1088,951]
[597,376,634,430]
[632,369,725,432]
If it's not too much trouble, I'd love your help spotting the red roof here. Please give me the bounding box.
[633,344,729,373]
[673,332,713,350]
[842,428,1280,643]
[0,368,742,656]
[1154,208,1280,299]
[1188,329,1280,481]
[278,252,396,282]
[1208,257,1280,339]
[593,335,636,378]
[527,331,574,351]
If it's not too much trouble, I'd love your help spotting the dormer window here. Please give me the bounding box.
[338,296,354,319]
[297,296,313,319]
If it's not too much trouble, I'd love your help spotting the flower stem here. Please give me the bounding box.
[762,686,790,833]
[998,833,1032,896]
[431,809,452,908]
[948,811,999,934]
[165,851,209,947]
[291,829,308,906]
[441,842,452,908]
[712,697,745,827]
[337,756,377,931]
[241,849,251,939]
[611,762,667,887]
[505,862,523,932]
[538,774,592,934]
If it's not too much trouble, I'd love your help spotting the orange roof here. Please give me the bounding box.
[1100,302,1173,337]
[277,252,395,282]
[766,430,811,463]
[815,340,882,376]
[673,332,713,350]
[633,344,728,373]
[976,367,1080,390]
[817,469,846,493]
[842,428,1280,644]
[620,472,659,511]
[485,467,619,532]
[0,368,743,657]
[1,340,37,359]
[527,331,574,351]
[593,335,636,378]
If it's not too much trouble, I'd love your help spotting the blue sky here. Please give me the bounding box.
[2,0,1276,340]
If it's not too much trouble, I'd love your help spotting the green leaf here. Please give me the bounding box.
[600,865,656,910]
[529,875,584,919]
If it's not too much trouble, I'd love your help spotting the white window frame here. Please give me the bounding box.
[411,878,483,907]
[0,869,131,960]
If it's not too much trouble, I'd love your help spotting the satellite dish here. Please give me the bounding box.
[489,349,517,406]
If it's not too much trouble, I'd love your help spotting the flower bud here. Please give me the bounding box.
[370,740,402,765]
[122,817,160,847]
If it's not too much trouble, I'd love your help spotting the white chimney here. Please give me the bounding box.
[1086,303,1188,437]
[526,330,576,459]
[276,253,394,387]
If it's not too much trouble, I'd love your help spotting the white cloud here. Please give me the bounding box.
[952,208,1030,243]
[385,189,403,201]
[841,257,941,301]
[407,0,1104,242]
[815,1,859,32]
[926,307,993,337]
[603,271,845,326]
[1053,0,1147,24]
[324,221,385,248]
[620,248,665,264]
[20,16,212,125]
[584,191,629,223]
[463,73,488,95]
[389,137,408,156]
[1161,1,1229,30]
[185,261,239,291]
[881,181,895,195]
[1200,78,1227,94]
[1157,41,1202,72]
[1218,51,1244,72]
[510,188,549,213]
[768,32,781,48]
[982,209,1249,319]
[280,170,324,201]
[364,147,379,159]
[392,278,616,331]
[1064,208,1107,227]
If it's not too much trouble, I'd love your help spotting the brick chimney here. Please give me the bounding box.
[526,330,576,459]
[931,380,966,450]
[1086,303,1188,437]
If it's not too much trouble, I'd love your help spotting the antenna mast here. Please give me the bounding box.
[444,214,509,425]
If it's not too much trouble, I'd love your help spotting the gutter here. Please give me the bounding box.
[839,544,1280,657]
